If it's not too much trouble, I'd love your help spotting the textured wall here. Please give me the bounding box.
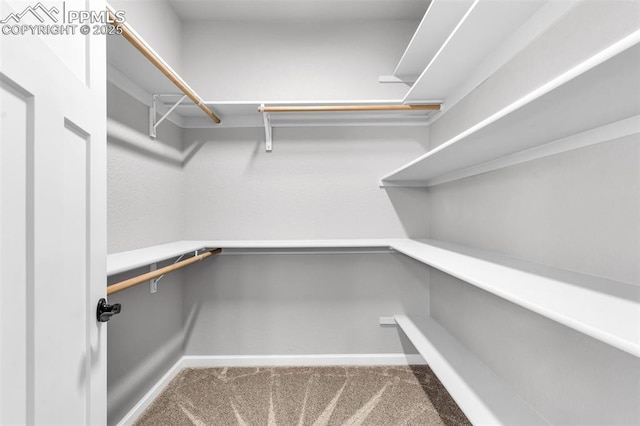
[178,125,431,361]
[181,20,418,100]
[107,0,183,74]
[106,83,187,424]
[430,136,640,284]
[183,253,429,356]
[107,268,185,425]
[182,126,429,240]
[107,83,185,253]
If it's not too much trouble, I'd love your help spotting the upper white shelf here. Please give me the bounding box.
[382,33,640,186]
[178,100,438,128]
[107,28,437,129]
[392,239,640,358]
[404,0,546,103]
[392,0,474,80]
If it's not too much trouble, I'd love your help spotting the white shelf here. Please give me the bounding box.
[404,0,545,103]
[394,315,547,425]
[107,29,436,130]
[383,34,640,186]
[392,239,640,358]
[392,0,475,80]
[107,239,395,275]
[107,238,640,358]
[179,100,437,129]
[107,241,210,275]
[197,239,394,249]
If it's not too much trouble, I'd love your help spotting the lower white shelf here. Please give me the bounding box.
[107,241,209,275]
[107,239,395,276]
[392,239,640,358]
[394,315,547,425]
[107,239,639,358]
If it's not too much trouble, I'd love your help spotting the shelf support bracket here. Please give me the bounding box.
[149,263,158,293]
[149,94,188,139]
[149,251,194,293]
[261,103,272,152]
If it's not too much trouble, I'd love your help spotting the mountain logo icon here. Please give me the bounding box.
[1,2,60,24]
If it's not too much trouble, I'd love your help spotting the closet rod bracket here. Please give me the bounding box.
[149,263,158,293]
[149,251,194,293]
[149,94,188,139]
[260,103,272,152]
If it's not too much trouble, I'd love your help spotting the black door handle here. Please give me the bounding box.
[97,298,121,322]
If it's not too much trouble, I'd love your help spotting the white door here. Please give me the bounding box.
[0,0,107,424]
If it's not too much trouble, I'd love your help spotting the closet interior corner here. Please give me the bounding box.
[103,0,640,425]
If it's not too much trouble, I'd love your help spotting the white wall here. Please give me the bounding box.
[430,136,640,284]
[106,83,187,424]
[179,125,431,358]
[107,268,184,426]
[181,20,418,100]
[107,83,185,253]
[182,126,430,240]
[108,0,183,74]
[184,253,429,356]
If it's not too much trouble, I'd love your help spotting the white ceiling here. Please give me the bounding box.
[167,0,430,21]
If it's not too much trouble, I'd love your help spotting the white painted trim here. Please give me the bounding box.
[379,180,429,188]
[116,357,184,426]
[115,353,426,425]
[181,115,432,129]
[181,353,426,368]
[219,248,394,256]
[200,99,410,106]
[378,75,416,84]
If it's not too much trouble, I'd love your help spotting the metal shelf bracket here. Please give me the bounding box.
[261,103,272,152]
[149,250,199,293]
[149,94,188,139]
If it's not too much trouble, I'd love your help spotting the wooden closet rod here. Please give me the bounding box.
[107,248,222,296]
[258,104,441,113]
[108,10,221,124]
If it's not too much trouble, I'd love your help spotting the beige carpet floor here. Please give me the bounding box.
[135,365,470,426]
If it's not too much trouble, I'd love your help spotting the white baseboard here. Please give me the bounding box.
[181,353,426,367]
[116,353,426,425]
